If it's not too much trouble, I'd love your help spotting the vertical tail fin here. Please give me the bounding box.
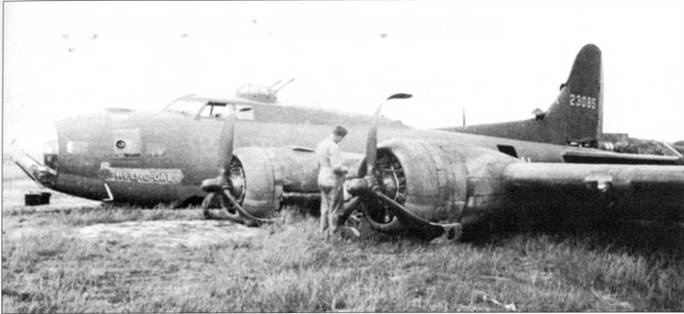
[546,44,603,146]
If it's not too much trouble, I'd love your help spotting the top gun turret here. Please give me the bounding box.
[235,78,295,103]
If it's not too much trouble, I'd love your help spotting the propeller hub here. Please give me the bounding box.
[346,178,372,196]
[379,171,399,198]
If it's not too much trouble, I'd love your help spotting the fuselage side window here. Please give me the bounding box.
[113,128,142,158]
[236,105,255,121]
[66,141,88,154]
[496,145,519,158]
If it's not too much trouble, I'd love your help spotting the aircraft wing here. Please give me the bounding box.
[561,150,683,165]
[503,163,684,220]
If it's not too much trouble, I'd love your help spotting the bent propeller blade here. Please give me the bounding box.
[222,189,277,225]
[365,93,413,178]
[374,191,461,240]
[218,112,237,173]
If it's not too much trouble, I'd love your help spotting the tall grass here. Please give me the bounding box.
[3,206,682,312]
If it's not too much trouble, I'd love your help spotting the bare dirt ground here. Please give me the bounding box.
[76,220,261,248]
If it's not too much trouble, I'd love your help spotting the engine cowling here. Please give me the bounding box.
[366,139,519,228]
[231,146,362,218]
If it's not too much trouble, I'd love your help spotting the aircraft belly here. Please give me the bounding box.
[104,181,199,205]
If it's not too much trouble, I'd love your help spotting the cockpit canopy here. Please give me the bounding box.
[164,95,255,120]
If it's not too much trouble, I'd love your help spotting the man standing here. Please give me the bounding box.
[315,126,349,240]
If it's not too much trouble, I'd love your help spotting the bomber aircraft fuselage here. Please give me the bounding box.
[31,94,681,211]
[16,43,684,240]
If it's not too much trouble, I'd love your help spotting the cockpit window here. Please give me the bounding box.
[199,102,254,120]
[165,97,255,120]
[165,98,206,115]
[200,102,232,118]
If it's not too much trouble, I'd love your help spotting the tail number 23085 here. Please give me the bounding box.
[569,94,597,109]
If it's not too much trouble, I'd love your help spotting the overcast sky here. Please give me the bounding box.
[4,0,684,155]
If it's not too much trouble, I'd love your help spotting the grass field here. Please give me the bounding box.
[2,164,683,312]
[3,203,683,312]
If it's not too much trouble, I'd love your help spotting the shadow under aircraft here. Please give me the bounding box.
[15,44,684,240]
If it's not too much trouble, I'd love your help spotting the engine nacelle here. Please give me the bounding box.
[369,139,518,227]
[232,146,362,218]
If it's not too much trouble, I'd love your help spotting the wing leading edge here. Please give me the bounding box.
[561,150,683,165]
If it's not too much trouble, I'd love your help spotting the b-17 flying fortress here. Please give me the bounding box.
[14,44,684,240]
